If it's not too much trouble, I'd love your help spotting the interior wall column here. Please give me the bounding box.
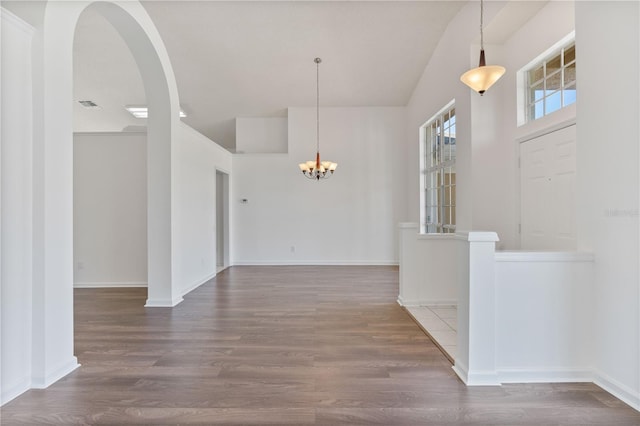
[453,231,500,386]
[29,0,183,393]
[87,1,183,307]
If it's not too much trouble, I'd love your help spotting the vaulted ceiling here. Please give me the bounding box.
[72,1,467,150]
[68,0,549,151]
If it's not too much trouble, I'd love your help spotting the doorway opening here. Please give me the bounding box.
[216,170,230,272]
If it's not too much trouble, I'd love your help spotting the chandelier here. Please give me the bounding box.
[298,58,337,180]
[460,0,506,95]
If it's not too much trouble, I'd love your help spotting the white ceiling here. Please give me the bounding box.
[73,1,467,150]
[71,1,548,151]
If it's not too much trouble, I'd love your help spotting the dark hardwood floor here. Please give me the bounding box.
[2,266,640,425]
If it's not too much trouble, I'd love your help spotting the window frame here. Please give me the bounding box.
[419,100,456,235]
[521,35,576,124]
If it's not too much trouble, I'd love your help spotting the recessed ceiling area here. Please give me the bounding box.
[73,1,468,150]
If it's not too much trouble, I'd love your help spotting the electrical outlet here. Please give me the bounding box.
[290,246,295,253]
[77,261,84,271]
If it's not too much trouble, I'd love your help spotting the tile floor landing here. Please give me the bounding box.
[405,305,457,362]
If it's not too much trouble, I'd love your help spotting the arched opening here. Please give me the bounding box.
[73,7,149,295]
[32,0,182,388]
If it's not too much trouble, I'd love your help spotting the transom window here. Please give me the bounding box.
[526,41,576,121]
[420,102,456,234]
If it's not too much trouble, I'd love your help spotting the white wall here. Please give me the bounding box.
[406,1,481,234]
[406,1,575,250]
[500,1,575,250]
[398,224,457,306]
[494,251,594,382]
[177,123,232,294]
[1,0,215,398]
[73,124,232,296]
[73,133,147,287]
[406,2,518,237]
[453,240,595,386]
[473,2,575,250]
[401,0,640,409]
[467,42,516,249]
[1,7,35,405]
[576,1,640,410]
[232,107,406,265]
[236,117,287,154]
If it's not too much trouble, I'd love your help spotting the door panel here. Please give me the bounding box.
[520,125,576,250]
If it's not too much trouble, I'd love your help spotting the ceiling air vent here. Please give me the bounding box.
[78,100,100,109]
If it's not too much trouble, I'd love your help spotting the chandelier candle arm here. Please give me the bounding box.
[298,57,337,180]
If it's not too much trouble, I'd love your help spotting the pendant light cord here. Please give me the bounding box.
[298,57,336,179]
[480,0,484,51]
[316,59,320,153]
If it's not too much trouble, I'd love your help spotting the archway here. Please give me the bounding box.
[33,0,181,388]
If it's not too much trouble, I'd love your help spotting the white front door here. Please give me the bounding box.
[520,125,576,250]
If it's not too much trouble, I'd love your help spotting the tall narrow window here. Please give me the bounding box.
[421,103,456,234]
[525,41,576,121]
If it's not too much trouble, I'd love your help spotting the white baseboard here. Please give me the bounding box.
[1,378,31,406]
[454,365,638,412]
[397,297,457,307]
[452,362,468,384]
[231,261,399,266]
[594,370,640,411]
[145,296,183,307]
[4,359,80,406]
[465,370,501,386]
[31,357,80,389]
[498,368,593,384]
[455,362,594,388]
[181,272,216,297]
[74,281,147,288]
[453,360,501,386]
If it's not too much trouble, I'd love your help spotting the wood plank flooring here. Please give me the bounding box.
[2,266,640,425]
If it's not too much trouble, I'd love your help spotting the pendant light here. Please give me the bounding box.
[460,0,506,95]
[298,58,337,180]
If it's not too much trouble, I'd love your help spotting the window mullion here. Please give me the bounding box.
[543,61,547,117]
[525,41,575,122]
[560,46,565,108]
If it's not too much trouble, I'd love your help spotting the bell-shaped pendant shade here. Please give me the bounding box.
[460,65,506,95]
[460,50,505,95]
